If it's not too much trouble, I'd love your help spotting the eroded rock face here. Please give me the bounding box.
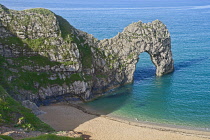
[0,4,174,102]
[22,100,45,115]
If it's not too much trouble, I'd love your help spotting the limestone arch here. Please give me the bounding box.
[122,20,174,78]
[93,20,174,96]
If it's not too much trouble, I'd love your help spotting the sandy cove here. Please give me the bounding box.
[38,103,210,140]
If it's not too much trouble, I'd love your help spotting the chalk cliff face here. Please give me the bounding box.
[0,4,174,103]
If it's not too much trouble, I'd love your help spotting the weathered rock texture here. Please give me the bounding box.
[22,100,45,115]
[0,4,174,103]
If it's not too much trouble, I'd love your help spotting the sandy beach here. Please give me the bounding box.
[38,103,210,140]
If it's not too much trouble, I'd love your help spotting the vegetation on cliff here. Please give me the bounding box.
[0,85,53,131]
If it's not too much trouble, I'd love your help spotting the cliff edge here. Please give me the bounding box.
[0,4,174,103]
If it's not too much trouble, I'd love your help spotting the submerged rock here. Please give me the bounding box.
[0,4,174,102]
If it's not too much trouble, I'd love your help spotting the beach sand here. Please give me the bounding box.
[38,104,210,140]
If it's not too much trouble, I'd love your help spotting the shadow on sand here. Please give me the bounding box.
[37,85,134,140]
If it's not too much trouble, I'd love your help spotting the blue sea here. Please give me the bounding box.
[1,0,210,130]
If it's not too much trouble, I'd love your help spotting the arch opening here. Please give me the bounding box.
[134,52,156,81]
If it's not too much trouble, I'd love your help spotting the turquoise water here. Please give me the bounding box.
[2,0,210,130]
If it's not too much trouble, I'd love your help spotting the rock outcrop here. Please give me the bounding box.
[22,100,45,115]
[0,4,174,103]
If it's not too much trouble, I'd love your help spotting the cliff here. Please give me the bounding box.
[0,4,174,104]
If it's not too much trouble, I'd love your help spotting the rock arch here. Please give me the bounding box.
[96,20,174,89]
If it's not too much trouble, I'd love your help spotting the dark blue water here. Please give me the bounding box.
[2,0,210,130]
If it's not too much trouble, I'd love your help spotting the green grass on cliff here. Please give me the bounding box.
[0,37,24,46]
[56,14,93,69]
[0,135,14,140]
[96,74,107,79]
[12,55,60,67]
[24,8,54,16]
[11,71,83,92]
[10,71,83,93]
[56,15,74,40]
[22,38,46,51]
[78,44,92,69]
[0,85,54,132]
[0,55,83,93]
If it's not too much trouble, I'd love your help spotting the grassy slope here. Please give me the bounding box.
[0,135,14,140]
[0,85,54,132]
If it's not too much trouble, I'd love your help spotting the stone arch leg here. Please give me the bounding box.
[148,46,174,76]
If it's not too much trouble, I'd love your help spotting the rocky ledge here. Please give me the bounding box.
[0,4,174,104]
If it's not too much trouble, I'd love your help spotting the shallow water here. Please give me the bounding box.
[2,0,210,130]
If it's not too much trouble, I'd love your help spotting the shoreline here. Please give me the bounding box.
[38,102,210,140]
[104,115,210,139]
[106,113,210,133]
[65,102,210,133]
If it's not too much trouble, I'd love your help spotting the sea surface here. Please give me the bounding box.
[1,0,210,130]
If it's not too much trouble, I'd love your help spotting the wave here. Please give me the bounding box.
[190,5,210,9]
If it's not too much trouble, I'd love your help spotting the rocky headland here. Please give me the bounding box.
[0,4,174,105]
